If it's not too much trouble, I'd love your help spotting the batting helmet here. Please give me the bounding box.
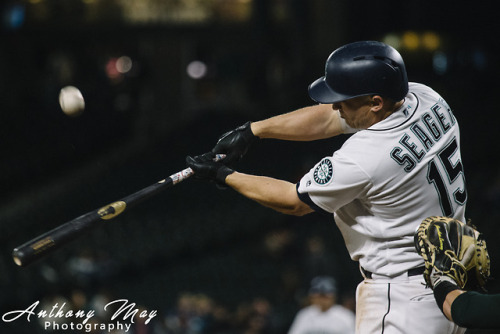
[308,41,409,104]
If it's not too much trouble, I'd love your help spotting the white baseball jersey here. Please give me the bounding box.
[288,304,355,334]
[297,82,467,277]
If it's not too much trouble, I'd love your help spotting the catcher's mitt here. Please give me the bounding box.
[414,216,490,290]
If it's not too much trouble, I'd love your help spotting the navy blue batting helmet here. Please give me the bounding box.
[308,41,409,103]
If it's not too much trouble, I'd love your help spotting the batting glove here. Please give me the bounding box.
[186,152,234,185]
[212,121,257,166]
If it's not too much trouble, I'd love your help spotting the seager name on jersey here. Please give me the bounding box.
[390,101,456,172]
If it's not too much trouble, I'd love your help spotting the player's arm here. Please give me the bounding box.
[186,154,314,216]
[251,104,346,141]
[436,282,500,329]
[225,172,314,216]
[212,104,346,165]
[435,282,464,321]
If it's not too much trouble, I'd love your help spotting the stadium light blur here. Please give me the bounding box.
[401,31,420,50]
[383,31,442,52]
[422,32,440,51]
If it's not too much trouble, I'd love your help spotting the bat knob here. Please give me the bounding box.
[12,249,24,266]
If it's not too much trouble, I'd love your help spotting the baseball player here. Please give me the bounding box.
[288,276,355,334]
[187,41,467,333]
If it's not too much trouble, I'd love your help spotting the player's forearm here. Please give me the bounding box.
[449,290,500,328]
[225,172,313,216]
[442,289,464,321]
[250,104,344,141]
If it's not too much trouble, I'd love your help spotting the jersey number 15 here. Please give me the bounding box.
[427,137,467,216]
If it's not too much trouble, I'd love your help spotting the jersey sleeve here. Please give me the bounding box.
[296,151,370,213]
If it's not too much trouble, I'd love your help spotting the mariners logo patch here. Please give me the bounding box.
[313,158,333,185]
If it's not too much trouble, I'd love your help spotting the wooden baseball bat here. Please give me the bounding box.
[12,154,225,267]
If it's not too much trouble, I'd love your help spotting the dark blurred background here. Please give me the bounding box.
[1,1,499,333]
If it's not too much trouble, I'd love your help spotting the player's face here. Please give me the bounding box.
[333,96,377,129]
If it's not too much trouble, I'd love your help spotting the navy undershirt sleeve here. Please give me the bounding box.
[451,291,500,329]
[295,182,329,215]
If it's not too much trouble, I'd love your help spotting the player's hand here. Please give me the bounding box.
[186,152,234,185]
[212,121,257,166]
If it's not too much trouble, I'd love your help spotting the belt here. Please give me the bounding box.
[361,266,425,279]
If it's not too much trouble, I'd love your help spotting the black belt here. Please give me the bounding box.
[362,266,425,279]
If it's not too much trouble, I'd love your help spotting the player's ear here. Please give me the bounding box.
[370,95,384,112]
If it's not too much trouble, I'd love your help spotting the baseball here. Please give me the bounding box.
[59,85,85,116]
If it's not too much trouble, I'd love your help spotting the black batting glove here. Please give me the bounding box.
[186,152,234,185]
[212,121,257,166]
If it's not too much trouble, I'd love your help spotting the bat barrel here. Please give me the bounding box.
[12,177,175,267]
[12,211,100,267]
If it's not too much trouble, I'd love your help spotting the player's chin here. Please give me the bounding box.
[339,112,350,123]
[343,118,354,127]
